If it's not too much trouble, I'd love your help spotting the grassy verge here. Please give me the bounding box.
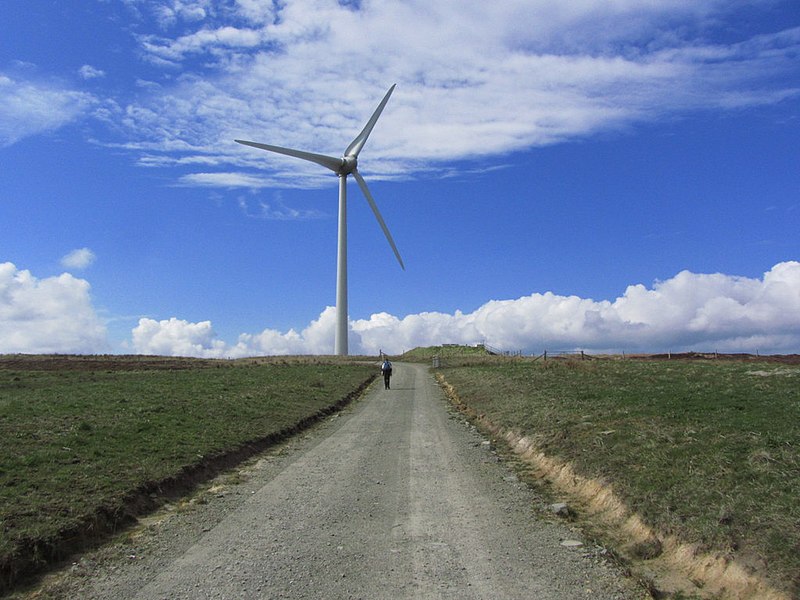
[0,355,376,592]
[436,356,799,597]
[400,344,490,362]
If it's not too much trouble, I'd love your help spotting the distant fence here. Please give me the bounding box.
[431,349,591,368]
[532,350,592,362]
[485,346,593,361]
[430,347,794,368]
[483,343,523,357]
[429,344,599,368]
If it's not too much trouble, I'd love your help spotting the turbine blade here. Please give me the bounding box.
[235,139,343,173]
[353,169,405,270]
[344,84,396,158]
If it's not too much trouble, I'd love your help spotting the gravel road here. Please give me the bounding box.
[51,363,647,599]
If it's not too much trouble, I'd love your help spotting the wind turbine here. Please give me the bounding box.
[235,84,403,356]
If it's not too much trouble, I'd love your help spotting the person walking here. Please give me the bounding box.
[381,357,393,390]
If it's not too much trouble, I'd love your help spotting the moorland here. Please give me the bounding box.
[1,350,798,598]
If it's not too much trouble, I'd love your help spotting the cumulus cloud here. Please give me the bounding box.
[131,317,228,356]
[0,74,96,147]
[4,260,797,358]
[0,262,108,354]
[61,248,96,270]
[131,308,336,357]
[130,262,800,358]
[116,1,800,184]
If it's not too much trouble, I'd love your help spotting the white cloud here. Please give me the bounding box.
[145,0,211,28]
[61,248,97,270]
[129,262,800,358]
[0,74,96,147]
[131,308,337,357]
[131,317,228,356]
[79,65,106,80]
[234,0,277,26]
[177,172,293,188]
[4,258,797,359]
[231,307,336,356]
[115,1,800,185]
[0,263,108,354]
[236,195,325,220]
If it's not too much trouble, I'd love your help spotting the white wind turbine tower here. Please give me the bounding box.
[235,85,403,356]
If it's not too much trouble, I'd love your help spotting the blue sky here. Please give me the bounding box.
[1,0,799,356]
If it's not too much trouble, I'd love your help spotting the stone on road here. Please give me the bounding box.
[72,363,644,599]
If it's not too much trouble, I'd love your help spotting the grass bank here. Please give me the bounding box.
[400,344,490,362]
[436,356,799,598]
[0,355,376,593]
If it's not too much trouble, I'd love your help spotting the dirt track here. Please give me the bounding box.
[39,363,646,599]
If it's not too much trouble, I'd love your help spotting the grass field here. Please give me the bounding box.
[0,355,376,592]
[3,351,798,597]
[433,355,800,597]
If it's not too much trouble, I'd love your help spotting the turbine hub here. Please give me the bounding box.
[339,155,357,176]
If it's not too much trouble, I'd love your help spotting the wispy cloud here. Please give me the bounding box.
[0,74,96,147]
[178,171,280,188]
[237,194,325,220]
[78,65,106,80]
[109,1,799,187]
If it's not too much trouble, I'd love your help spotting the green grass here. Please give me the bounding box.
[0,357,375,588]
[400,344,490,362]
[436,357,800,595]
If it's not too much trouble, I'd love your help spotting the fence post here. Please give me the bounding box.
[544,350,547,362]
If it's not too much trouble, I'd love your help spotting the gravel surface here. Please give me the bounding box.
[38,363,647,599]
